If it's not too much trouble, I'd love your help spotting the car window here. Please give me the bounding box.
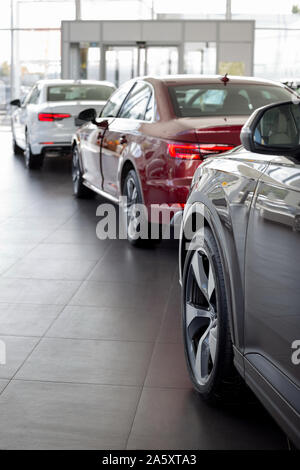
[101,82,134,118]
[168,83,294,117]
[118,82,153,121]
[47,84,115,102]
[28,86,40,105]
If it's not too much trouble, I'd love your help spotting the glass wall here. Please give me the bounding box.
[0,0,300,122]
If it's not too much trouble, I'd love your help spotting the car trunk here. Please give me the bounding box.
[40,100,107,130]
[166,115,250,146]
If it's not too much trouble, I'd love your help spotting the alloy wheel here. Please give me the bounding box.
[72,147,81,193]
[184,248,218,386]
[125,176,140,240]
[24,135,31,168]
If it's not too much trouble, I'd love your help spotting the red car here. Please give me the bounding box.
[71,75,295,245]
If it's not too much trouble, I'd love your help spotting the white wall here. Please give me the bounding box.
[61,19,254,79]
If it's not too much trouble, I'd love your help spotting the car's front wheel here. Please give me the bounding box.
[72,145,94,198]
[182,227,240,403]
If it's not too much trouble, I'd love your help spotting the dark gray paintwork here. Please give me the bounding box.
[180,142,300,447]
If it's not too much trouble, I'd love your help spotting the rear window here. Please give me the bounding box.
[47,85,115,102]
[168,83,295,118]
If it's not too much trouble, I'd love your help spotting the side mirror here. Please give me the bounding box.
[241,100,300,157]
[10,99,21,107]
[75,108,97,126]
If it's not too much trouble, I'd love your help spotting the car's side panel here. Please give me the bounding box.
[245,354,300,448]
[78,121,103,188]
[244,157,300,389]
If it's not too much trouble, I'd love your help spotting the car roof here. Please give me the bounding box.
[36,79,116,88]
[142,74,287,88]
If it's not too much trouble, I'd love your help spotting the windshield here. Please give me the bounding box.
[168,83,295,118]
[47,84,115,102]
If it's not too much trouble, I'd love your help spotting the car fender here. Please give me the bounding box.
[181,189,245,354]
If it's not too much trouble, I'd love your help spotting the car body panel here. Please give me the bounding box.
[74,75,296,218]
[179,146,300,447]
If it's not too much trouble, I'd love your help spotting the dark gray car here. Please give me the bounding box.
[179,100,300,447]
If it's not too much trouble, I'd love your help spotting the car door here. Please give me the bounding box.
[80,81,134,190]
[12,87,32,147]
[101,81,153,197]
[244,105,300,411]
[17,85,40,147]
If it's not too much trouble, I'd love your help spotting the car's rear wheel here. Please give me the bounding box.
[123,170,154,247]
[182,227,240,403]
[12,131,22,155]
[72,145,94,198]
[24,133,43,170]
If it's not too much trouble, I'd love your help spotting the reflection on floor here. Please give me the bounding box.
[0,129,287,449]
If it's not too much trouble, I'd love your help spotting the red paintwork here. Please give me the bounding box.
[76,75,292,220]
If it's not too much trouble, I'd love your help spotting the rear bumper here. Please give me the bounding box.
[32,142,72,157]
[42,144,72,157]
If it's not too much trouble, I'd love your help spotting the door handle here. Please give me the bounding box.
[120,135,127,145]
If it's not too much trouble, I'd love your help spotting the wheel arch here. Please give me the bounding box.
[119,158,145,205]
[180,196,245,353]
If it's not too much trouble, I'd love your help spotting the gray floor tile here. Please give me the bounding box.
[25,243,109,261]
[2,216,65,232]
[0,304,62,336]
[127,387,287,450]
[44,229,103,245]
[0,256,19,275]
[0,243,37,259]
[16,337,154,386]
[0,380,140,449]
[157,282,183,344]
[70,280,168,311]
[3,258,97,281]
[145,342,191,389]
[0,278,81,305]
[88,251,176,284]
[0,380,9,394]
[46,305,162,342]
[0,229,52,244]
[0,335,39,379]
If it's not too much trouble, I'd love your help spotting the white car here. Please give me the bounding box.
[10,79,116,169]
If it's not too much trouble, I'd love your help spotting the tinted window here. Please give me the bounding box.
[101,82,133,118]
[118,82,152,120]
[47,84,115,102]
[168,83,295,117]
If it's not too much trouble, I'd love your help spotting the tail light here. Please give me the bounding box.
[168,142,235,160]
[168,143,203,160]
[38,113,71,122]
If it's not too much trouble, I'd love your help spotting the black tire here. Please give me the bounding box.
[24,133,43,170]
[182,227,241,404]
[72,145,94,199]
[123,169,154,247]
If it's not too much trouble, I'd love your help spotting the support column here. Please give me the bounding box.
[75,0,81,21]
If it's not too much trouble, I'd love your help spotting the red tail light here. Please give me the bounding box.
[168,142,235,159]
[38,113,71,122]
[168,143,203,160]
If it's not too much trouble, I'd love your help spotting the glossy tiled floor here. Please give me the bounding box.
[0,128,288,449]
